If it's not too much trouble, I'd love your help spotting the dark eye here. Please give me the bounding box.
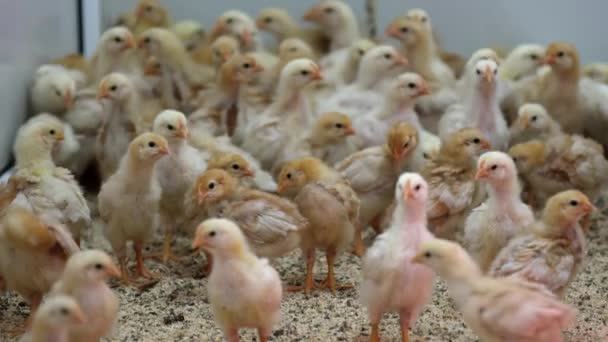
[143,37,151,44]
[531,116,537,121]
[114,37,122,43]
[424,251,432,258]
[231,164,240,170]
[94,263,104,270]
[55,90,62,96]
[288,47,297,53]
[301,70,309,76]
[407,82,416,89]
[335,123,343,128]
[530,54,538,60]
[473,138,481,144]
[110,85,117,91]
[264,17,272,23]
[384,53,392,59]
[512,157,518,162]
[167,124,174,130]
[145,6,153,12]
[569,200,578,206]
[186,44,196,52]
[400,27,409,33]
[208,182,215,190]
[208,230,216,237]
[226,18,234,24]
[243,63,251,69]
[421,17,427,23]
[60,307,69,315]
[49,129,56,135]
[358,49,365,56]
[557,51,565,58]
[286,173,292,179]
[148,141,156,147]
[423,152,429,159]
[324,7,334,14]
[493,69,497,75]
[476,69,481,75]
[491,165,498,170]
[414,184,421,191]
[403,142,409,148]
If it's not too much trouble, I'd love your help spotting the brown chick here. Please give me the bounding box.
[335,122,418,256]
[191,169,307,260]
[490,190,594,297]
[132,0,170,36]
[0,208,79,332]
[422,128,490,239]
[98,133,169,285]
[256,8,329,55]
[278,157,359,295]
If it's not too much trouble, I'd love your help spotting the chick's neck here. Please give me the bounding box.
[15,139,55,170]
[31,323,68,342]
[378,93,419,124]
[485,175,522,211]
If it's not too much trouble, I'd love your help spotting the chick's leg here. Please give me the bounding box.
[134,242,157,279]
[399,311,411,342]
[144,228,183,265]
[370,322,381,342]
[224,327,239,342]
[287,249,316,295]
[351,223,366,257]
[257,328,269,342]
[118,254,131,285]
[320,247,352,293]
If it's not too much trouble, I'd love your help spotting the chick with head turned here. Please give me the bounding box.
[98,132,169,285]
[193,218,282,342]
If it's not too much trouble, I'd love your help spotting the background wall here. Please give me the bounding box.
[0,0,79,170]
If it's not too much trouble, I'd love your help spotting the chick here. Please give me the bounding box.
[151,110,208,264]
[88,26,138,84]
[95,73,138,180]
[307,112,358,165]
[0,208,78,331]
[30,65,76,115]
[9,116,90,244]
[303,1,360,51]
[583,62,608,84]
[208,35,240,67]
[132,0,170,36]
[414,239,576,342]
[336,122,418,256]
[256,7,329,55]
[50,53,89,75]
[509,103,562,146]
[192,219,282,342]
[422,128,490,239]
[490,190,594,296]
[335,39,376,86]
[98,133,169,284]
[361,173,435,342]
[211,10,262,52]
[50,250,120,341]
[464,152,534,273]
[171,20,206,53]
[206,152,276,192]
[500,44,545,81]
[191,169,307,259]
[272,38,316,85]
[277,158,359,294]
[20,295,86,342]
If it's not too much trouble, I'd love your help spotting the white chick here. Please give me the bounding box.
[9,116,90,244]
[98,133,169,284]
[439,59,509,150]
[211,10,262,52]
[88,26,138,84]
[30,65,76,115]
[360,173,435,342]
[95,72,138,180]
[20,295,86,342]
[192,219,282,342]
[500,44,545,81]
[152,110,208,264]
[414,239,576,342]
[464,151,534,272]
[509,103,562,145]
[50,250,120,341]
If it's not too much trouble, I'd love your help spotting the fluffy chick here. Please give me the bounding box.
[490,190,594,297]
[50,250,120,341]
[422,128,490,239]
[88,26,138,84]
[210,10,261,52]
[509,103,562,145]
[152,110,207,264]
[414,239,576,342]
[303,1,360,51]
[277,158,359,294]
[584,62,608,84]
[132,0,170,36]
[98,133,169,284]
[206,152,264,190]
[335,122,418,256]
[0,208,78,331]
[30,65,76,115]
[10,116,90,243]
[500,44,545,81]
[192,169,307,259]
[192,219,282,342]
[171,20,205,53]
[307,112,358,165]
[20,295,86,342]
[464,152,534,272]
[361,173,435,342]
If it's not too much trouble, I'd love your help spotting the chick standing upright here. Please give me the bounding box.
[414,239,576,342]
[361,173,435,342]
[19,295,86,342]
[98,133,169,284]
[50,250,120,341]
[193,219,282,342]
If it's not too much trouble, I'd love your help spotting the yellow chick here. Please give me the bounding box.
[171,20,206,54]
[21,295,86,342]
[88,26,138,85]
[509,103,563,146]
[278,157,359,295]
[490,190,594,297]
[98,133,169,285]
[192,218,282,342]
[132,0,170,36]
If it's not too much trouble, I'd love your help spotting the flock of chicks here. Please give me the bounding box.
[2,0,608,341]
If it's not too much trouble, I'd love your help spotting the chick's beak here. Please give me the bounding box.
[96,86,109,101]
[192,234,207,250]
[475,165,490,180]
[344,126,356,135]
[411,251,425,264]
[253,63,264,73]
[211,21,226,38]
[135,4,145,18]
[106,263,121,278]
[403,181,415,200]
[177,121,188,138]
[394,54,409,67]
[197,187,208,205]
[311,66,323,81]
[243,168,255,177]
[125,35,136,49]
[480,140,491,150]
[519,116,530,129]
[303,6,322,21]
[417,82,430,96]
[385,24,400,39]
[581,200,596,214]
[255,18,264,29]
[277,181,288,194]
[240,29,253,47]
[71,307,87,324]
[158,144,169,156]
[483,67,494,83]
[64,91,74,110]
[543,54,556,65]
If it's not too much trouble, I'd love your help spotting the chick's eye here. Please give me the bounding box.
[94,263,104,270]
[55,90,62,96]
[407,82,416,89]
[49,129,56,135]
[110,85,117,91]
[301,70,309,76]
[231,164,240,170]
[531,116,537,121]
[286,173,292,179]
[403,142,409,148]
[358,49,365,56]
[148,142,156,147]
[264,17,272,23]
[530,54,538,60]
[569,200,578,206]
[400,27,409,33]
[289,47,297,52]
[414,184,421,191]
[473,138,481,144]
[243,63,251,69]
[226,18,234,24]
[476,69,481,75]
[421,17,427,23]
[145,6,153,12]
[208,230,216,237]
[167,124,174,130]
[424,252,432,258]
[324,7,334,14]
[114,37,122,43]
[60,307,69,315]
[384,53,392,59]
[335,123,343,128]
[143,37,151,44]
[557,51,565,57]
[512,157,518,162]
[208,182,215,190]
[491,165,498,170]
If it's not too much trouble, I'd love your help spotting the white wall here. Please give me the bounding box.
[98,0,607,62]
[0,0,79,169]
